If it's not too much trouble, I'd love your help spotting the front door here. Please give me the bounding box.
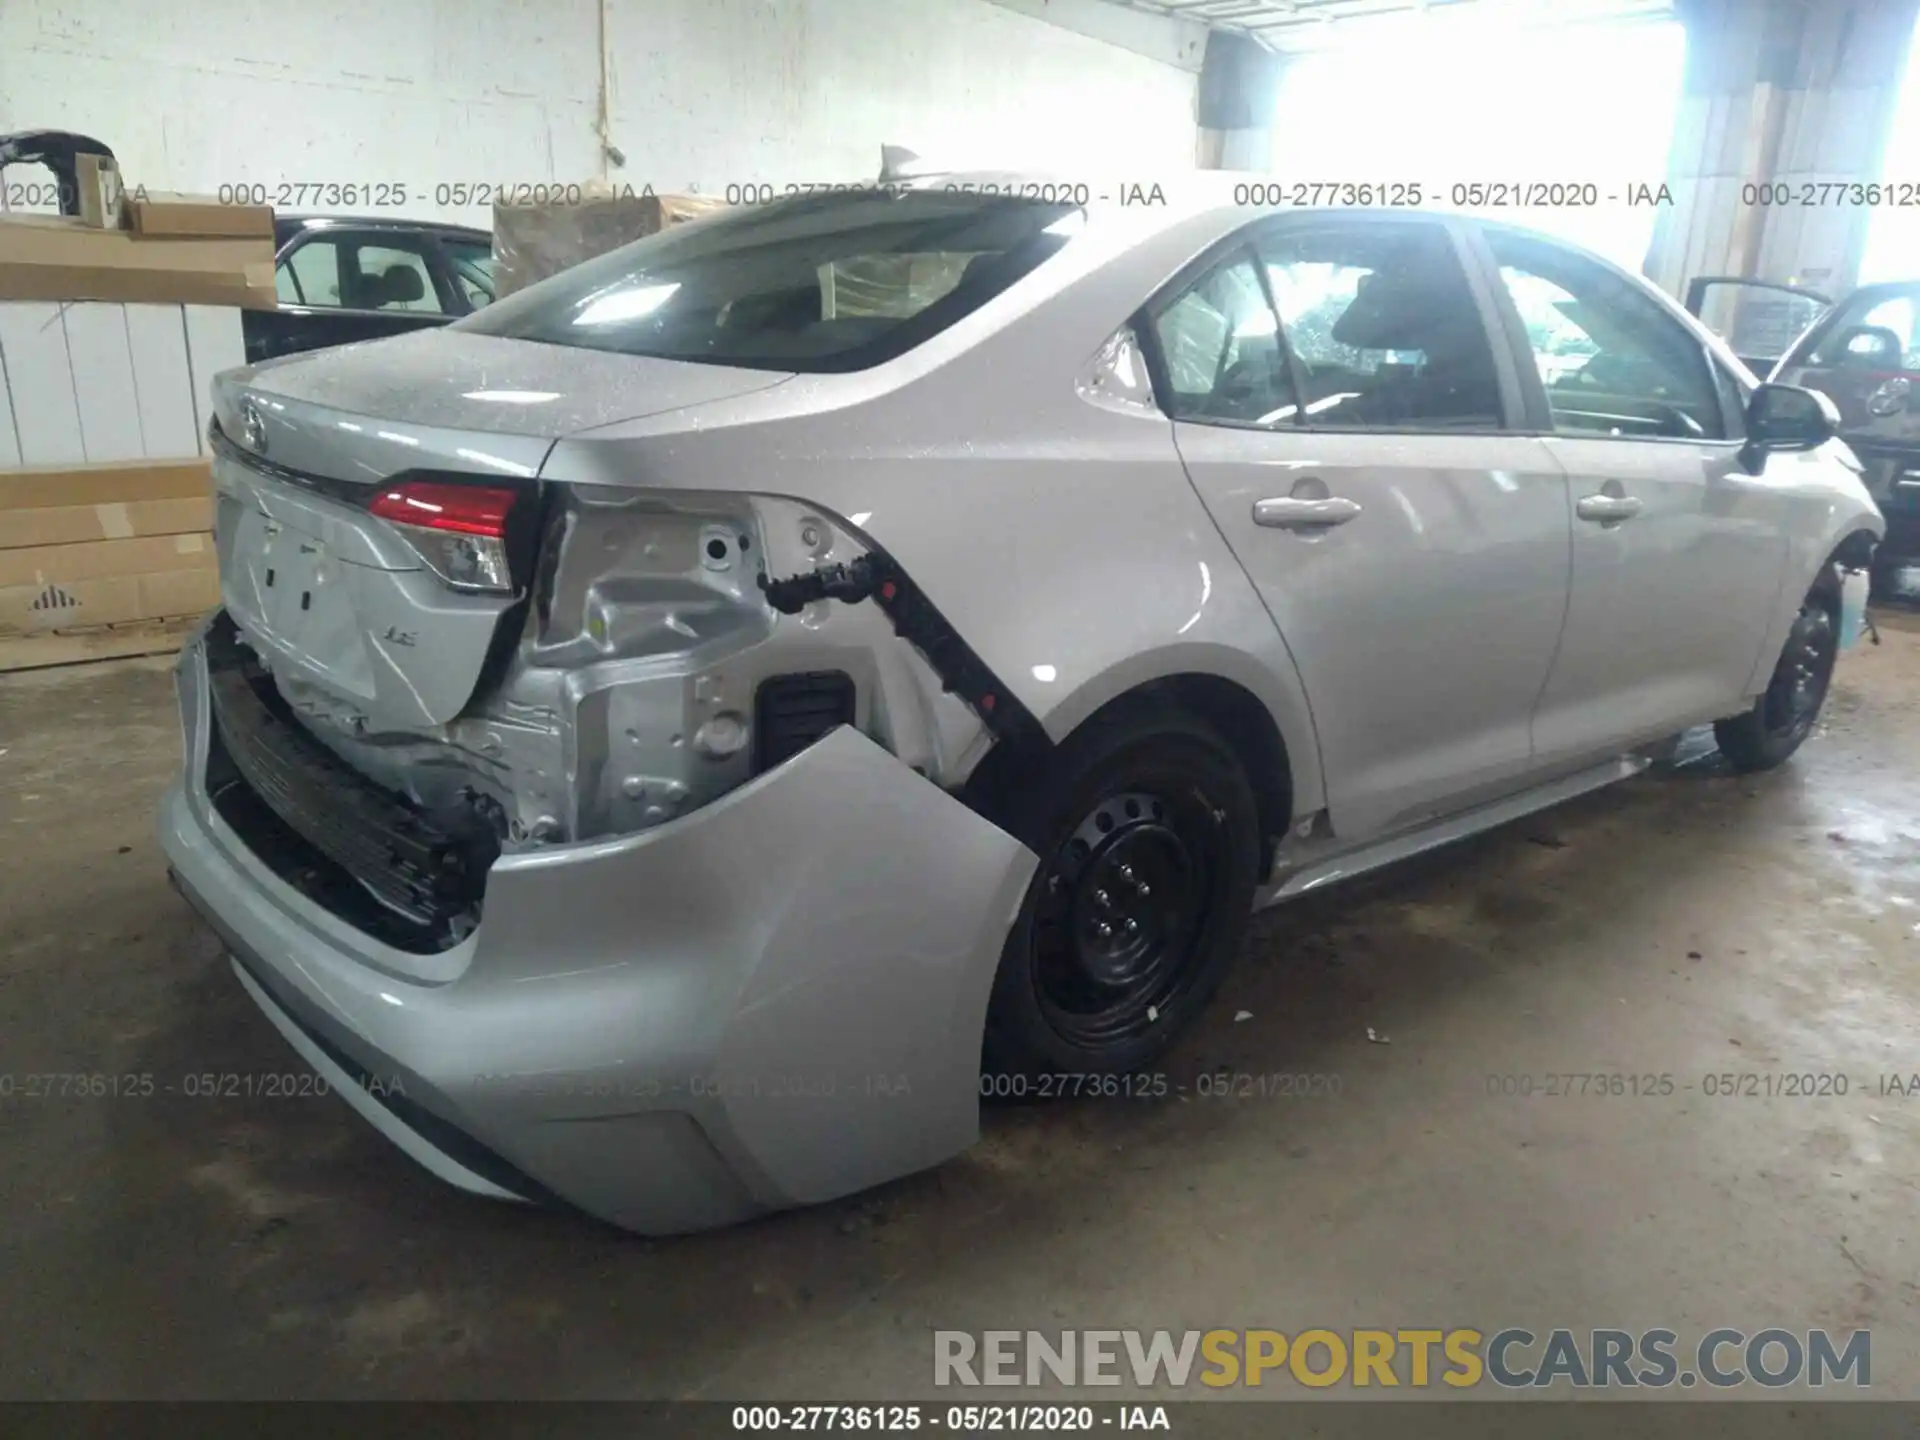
[1482,229,1794,762]
[1154,216,1573,840]
[1683,276,1831,378]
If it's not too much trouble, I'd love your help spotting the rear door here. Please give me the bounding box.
[1478,227,1793,761]
[1154,213,1574,840]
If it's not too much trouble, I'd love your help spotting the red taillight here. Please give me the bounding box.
[370,481,517,537]
[369,480,520,593]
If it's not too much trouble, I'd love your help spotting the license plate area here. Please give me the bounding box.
[228,508,366,686]
[259,525,327,633]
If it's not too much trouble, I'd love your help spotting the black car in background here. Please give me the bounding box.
[249,214,496,362]
[0,130,493,362]
[1769,281,1920,583]
[1688,274,1920,590]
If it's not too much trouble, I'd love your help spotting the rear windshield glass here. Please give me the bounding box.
[459,190,1078,372]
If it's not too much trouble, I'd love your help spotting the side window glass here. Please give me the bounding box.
[1812,291,1920,370]
[281,239,343,307]
[1488,231,1724,440]
[454,268,492,309]
[350,244,443,313]
[1149,255,1294,426]
[1258,222,1504,430]
[441,240,496,310]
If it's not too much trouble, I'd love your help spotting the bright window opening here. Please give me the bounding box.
[1860,13,1920,284]
[1270,10,1687,272]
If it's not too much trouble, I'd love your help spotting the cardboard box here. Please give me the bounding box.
[0,495,211,549]
[0,531,212,590]
[77,154,124,230]
[129,190,276,240]
[0,214,275,310]
[0,459,212,511]
[0,556,219,635]
[0,614,202,670]
[0,456,219,636]
[492,190,726,298]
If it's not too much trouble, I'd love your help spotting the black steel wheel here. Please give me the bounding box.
[982,707,1261,1078]
[1715,582,1840,772]
[1761,602,1837,742]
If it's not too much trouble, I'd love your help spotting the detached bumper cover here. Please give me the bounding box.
[159,626,1037,1234]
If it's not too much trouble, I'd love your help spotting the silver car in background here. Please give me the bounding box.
[159,180,1883,1234]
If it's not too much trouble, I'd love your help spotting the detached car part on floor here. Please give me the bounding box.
[162,180,1882,1233]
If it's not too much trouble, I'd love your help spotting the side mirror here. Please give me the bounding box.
[1743,383,1837,465]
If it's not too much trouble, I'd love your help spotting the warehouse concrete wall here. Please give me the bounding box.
[0,0,1196,224]
[1646,0,1920,298]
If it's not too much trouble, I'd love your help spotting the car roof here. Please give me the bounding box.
[1825,277,1920,304]
[275,213,490,240]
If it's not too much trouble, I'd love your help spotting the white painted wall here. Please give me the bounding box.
[1,0,1196,225]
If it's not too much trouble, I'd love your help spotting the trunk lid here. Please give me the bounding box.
[210,327,792,731]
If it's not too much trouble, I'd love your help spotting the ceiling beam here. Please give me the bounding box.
[1099,0,1677,50]
[980,0,1211,71]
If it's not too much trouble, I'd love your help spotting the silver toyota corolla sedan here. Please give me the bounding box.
[160,179,1884,1234]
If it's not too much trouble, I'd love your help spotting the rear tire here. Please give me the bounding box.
[981,707,1261,1080]
[1714,576,1841,773]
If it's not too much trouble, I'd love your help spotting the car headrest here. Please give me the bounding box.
[373,263,425,306]
[1330,267,1475,353]
[958,252,1001,287]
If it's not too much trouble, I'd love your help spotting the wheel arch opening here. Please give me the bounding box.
[1143,673,1294,872]
[963,671,1294,876]
[1831,527,1879,578]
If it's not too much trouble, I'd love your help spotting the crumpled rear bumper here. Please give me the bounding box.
[159,622,1037,1234]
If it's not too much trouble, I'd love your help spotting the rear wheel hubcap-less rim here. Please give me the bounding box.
[1030,788,1222,1049]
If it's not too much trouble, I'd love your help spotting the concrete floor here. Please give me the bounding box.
[3,616,1919,1403]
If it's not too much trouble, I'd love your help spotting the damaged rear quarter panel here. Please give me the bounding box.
[510,486,992,843]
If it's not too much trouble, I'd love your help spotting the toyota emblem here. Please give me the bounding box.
[240,399,269,453]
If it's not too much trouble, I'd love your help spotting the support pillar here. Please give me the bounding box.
[1645,0,1920,297]
[1197,30,1282,173]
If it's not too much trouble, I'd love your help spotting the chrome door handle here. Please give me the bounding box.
[1576,493,1643,523]
[1253,496,1362,530]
